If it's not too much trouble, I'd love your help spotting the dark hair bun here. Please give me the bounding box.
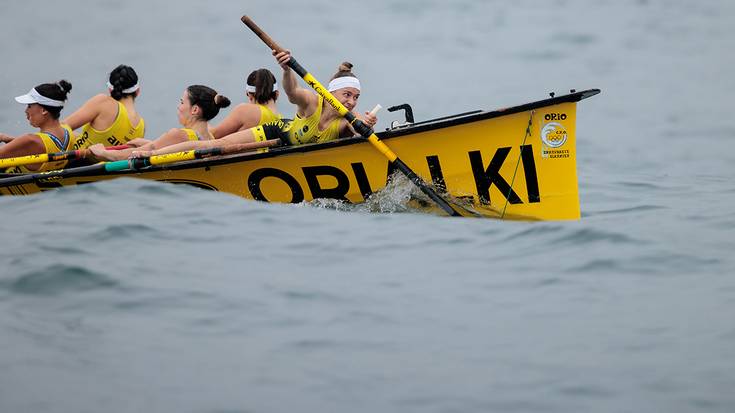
[214,94,231,109]
[330,61,357,81]
[58,79,72,94]
[109,65,139,100]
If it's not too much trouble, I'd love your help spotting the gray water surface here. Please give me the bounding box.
[1,1,734,412]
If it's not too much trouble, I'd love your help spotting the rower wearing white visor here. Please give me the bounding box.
[211,68,283,138]
[63,64,145,150]
[122,56,379,158]
[0,80,75,173]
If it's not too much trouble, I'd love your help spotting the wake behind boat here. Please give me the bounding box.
[0,89,599,220]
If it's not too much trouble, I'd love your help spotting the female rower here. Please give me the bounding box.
[89,85,230,161]
[127,53,377,157]
[210,68,281,138]
[269,51,378,143]
[63,64,145,150]
[0,80,75,173]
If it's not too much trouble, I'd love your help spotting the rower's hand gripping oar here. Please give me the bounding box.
[240,15,462,217]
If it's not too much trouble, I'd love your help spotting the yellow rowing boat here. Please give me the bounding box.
[0,89,600,220]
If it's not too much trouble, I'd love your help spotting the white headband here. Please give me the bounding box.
[14,88,65,107]
[328,76,361,92]
[107,81,140,94]
[246,82,278,94]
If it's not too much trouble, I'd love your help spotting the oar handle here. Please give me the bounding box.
[369,104,382,116]
[241,15,286,53]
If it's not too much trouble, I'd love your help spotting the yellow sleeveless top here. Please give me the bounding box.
[283,95,342,145]
[258,104,281,125]
[72,101,145,150]
[5,125,75,173]
[182,128,213,141]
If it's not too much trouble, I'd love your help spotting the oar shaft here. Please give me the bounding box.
[0,162,110,186]
[0,140,280,188]
[0,137,271,171]
[127,139,280,169]
[0,149,88,169]
[241,15,285,53]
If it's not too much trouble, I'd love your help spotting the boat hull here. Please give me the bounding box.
[0,90,599,220]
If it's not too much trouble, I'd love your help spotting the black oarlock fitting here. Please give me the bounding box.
[387,104,415,124]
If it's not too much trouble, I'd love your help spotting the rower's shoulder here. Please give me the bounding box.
[231,103,264,121]
[6,133,45,149]
[77,93,117,112]
[17,132,40,139]
[87,93,115,104]
[232,102,260,113]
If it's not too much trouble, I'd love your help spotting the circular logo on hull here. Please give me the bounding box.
[541,122,568,148]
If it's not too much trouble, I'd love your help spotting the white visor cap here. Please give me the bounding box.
[15,88,65,107]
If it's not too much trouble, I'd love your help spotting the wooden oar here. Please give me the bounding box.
[0,149,89,169]
[0,143,132,169]
[240,15,463,217]
[0,139,279,188]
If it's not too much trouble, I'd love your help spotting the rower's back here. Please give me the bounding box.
[64,64,145,150]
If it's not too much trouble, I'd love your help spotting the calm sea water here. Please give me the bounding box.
[1,1,734,412]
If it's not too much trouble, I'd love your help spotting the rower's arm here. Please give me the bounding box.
[149,139,214,156]
[62,94,106,130]
[274,50,316,116]
[0,134,46,158]
[211,104,259,138]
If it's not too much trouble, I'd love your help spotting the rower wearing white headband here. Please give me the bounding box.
[63,64,145,153]
[266,58,377,145]
[245,82,278,94]
[211,68,283,139]
[1,79,76,173]
[327,76,361,93]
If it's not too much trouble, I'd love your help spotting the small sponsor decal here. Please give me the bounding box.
[541,122,568,148]
[540,121,570,159]
[542,148,570,159]
[544,113,567,121]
